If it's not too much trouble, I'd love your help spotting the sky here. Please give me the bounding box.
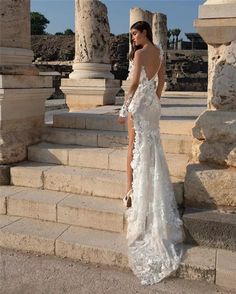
[31,0,205,41]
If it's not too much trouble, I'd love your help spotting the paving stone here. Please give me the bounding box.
[7,188,68,222]
[0,217,69,255]
[55,225,129,268]
[216,248,236,291]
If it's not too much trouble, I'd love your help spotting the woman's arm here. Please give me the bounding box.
[119,50,143,117]
[156,59,165,99]
[124,50,142,102]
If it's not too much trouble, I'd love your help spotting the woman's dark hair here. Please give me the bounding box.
[129,21,154,61]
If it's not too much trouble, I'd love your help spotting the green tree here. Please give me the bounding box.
[55,32,64,35]
[172,28,181,49]
[64,29,74,35]
[31,12,49,35]
[167,29,172,49]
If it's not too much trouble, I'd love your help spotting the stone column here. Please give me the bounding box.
[0,0,54,183]
[152,13,168,53]
[184,0,236,212]
[129,7,167,52]
[130,7,153,27]
[60,0,120,111]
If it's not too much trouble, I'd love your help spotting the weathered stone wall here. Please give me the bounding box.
[166,50,208,91]
[31,35,75,61]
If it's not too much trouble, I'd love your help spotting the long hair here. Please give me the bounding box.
[129,21,154,61]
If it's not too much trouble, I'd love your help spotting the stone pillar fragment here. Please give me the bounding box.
[130,7,153,28]
[0,0,54,167]
[184,0,236,212]
[152,13,167,53]
[61,0,120,111]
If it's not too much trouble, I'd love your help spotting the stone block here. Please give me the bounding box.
[183,208,236,251]
[97,130,128,147]
[0,88,53,121]
[53,113,86,129]
[0,215,21,229]
[184,163,236,210]
[0,217,69,255]
[10,162,54,188]
[192,110,236,143]
[161,134,192,155]
[44,128,77,145]
[57,194,124,232]
[0,186,28,215]
[0,195,6,214]
[160,120,193,135]
[109,149,127,171]
[75,130,98,146]
[44,165,126,198]
[68,147,111,169]
[216,248,236,291]
[0,75,52,88]
[85,115,126,132]
[192,139,236,167]
[194,18,236,44]
[28,142,69,165]
[7,188,68,222]
[199,3,236,19]
[61,78,120,111]
[55,225,129,268]
[177,245,216,283]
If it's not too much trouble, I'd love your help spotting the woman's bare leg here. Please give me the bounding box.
[127,112,135,193]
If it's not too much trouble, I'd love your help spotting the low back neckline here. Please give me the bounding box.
[135,43,163,82]
[142,65,159,82]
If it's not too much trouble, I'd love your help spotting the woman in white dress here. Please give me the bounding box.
[117,21,185,285]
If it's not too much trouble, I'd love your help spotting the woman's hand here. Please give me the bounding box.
[117,116,126,124]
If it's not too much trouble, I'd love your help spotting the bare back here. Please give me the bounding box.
[139,45,162,80]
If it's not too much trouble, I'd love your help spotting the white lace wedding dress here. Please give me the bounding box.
[125,44,185,285]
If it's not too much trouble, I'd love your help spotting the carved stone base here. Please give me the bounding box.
[0,75,54,164]
[69,63,114,79]
[0,47,38,76]
[61,78,120,111]
[194,18,236,44]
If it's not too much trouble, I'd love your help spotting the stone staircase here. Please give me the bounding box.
[1,93,235,290]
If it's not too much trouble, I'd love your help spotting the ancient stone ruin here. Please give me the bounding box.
[0,0,235,291]
[184,0,236,213]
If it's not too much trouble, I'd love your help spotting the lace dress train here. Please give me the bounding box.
[125,44,185,285]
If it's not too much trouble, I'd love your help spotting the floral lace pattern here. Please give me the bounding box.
[125,43,185,285]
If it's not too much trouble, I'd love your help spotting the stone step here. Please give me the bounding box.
[53,112,194,135]
[28,142,189,179]
[0,186,125,233]
[43,127,192,155]
[0,215,226,286]
[183,208,236,251]
[10,162,184,205]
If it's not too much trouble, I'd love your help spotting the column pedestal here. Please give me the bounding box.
[61,77,120,111]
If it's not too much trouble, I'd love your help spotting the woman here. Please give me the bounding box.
[117,21,185,285]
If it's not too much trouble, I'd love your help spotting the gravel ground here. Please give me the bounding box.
[0,247,233,294]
